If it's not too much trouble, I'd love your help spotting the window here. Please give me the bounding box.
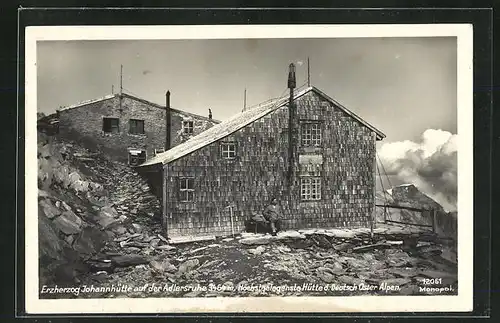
[301,122,322,146]
[221,142,237,159]
[182,121,194,134]
[128,149,146,166]
[103,117,119,133]
[129,119,145,134]
[179,177,194,202]
[301,177,322,201]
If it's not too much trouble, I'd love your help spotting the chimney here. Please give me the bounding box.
[208,108,212,120]
[165,91,171,151]
[287,63,297,188]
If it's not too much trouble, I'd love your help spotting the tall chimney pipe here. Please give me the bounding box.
[165,91,171,151]
[287,63,297,188]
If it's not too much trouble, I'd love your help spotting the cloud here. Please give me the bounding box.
[378,129,457,212]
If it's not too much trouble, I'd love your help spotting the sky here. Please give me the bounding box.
[37,38,458,210]
[37,37,457,145]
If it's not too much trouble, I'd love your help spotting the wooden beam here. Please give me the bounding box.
[375,204,430,213]
[384,219,433,229]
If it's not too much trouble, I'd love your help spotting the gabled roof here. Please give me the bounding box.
[58,92,220,123]
[138,86,385,168]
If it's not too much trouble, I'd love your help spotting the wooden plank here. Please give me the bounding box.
[375,204,429,212]
[385,219,433,228]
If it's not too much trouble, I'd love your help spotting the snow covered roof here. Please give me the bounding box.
[138,86,385,168]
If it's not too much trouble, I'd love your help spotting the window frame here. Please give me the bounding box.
[220,141,237,159]
[300,122,322,147]
[300,176,322,201]
[182,120,194,134]
[129,119,145,135]
[102,117,120,133]
[179,177,195,202]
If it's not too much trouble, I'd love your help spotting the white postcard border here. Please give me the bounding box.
[24,24,473,314]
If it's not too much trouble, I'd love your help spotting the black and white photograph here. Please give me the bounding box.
[25,24,473,313]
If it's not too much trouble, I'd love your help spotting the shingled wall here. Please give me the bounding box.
[58,94,216,162]
[164,90,377,237]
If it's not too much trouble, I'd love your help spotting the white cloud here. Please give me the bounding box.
[378,129,457,212]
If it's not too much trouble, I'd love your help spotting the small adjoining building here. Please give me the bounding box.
[137,65,385,238]
[57,91,219,164]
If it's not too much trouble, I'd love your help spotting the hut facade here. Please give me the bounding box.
[138,74,385,238]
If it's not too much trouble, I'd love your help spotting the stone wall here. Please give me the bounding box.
[163,90,377,237]
[58,94,216,162]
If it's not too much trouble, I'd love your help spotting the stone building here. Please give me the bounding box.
[57,91,219,164]
[137,68,385,238]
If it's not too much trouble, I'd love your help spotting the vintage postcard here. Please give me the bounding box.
[25,24,473,313]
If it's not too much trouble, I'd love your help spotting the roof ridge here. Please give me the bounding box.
[59,94,117,111]
[139,86,314,167]
[138,85,385,168]
[59,92,220,123]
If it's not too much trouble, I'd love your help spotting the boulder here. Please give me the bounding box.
[345,257,371,271]
[73,226,108,256]
[316,267,336,283]
[39,199,61,219]
[112,225,128,235]
[312,235,333,249]
[96,214,119,230]
[156,245,176,251]
[150,259,177,273]
[61,201,72,211]
[248,246,266,255]
[239,236,274,246]
[60,210,82,227]
[52,212,82,235]
[131,223,142,233]
[178,259,200,274]
[385,249,414,268]
[324,229,357,239]
[276,231,306,240]
[38,214,63,264]
[338,275,364,286]
[325,261,345,273]
[38,189,51,199]
[111,254,149,267]
[99,206,119,219]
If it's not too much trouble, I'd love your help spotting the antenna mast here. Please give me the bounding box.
[120,64,123,94]
[243,88,247,111]
[307,57,311,87]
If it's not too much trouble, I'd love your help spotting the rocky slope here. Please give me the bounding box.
[38,132,161,287]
